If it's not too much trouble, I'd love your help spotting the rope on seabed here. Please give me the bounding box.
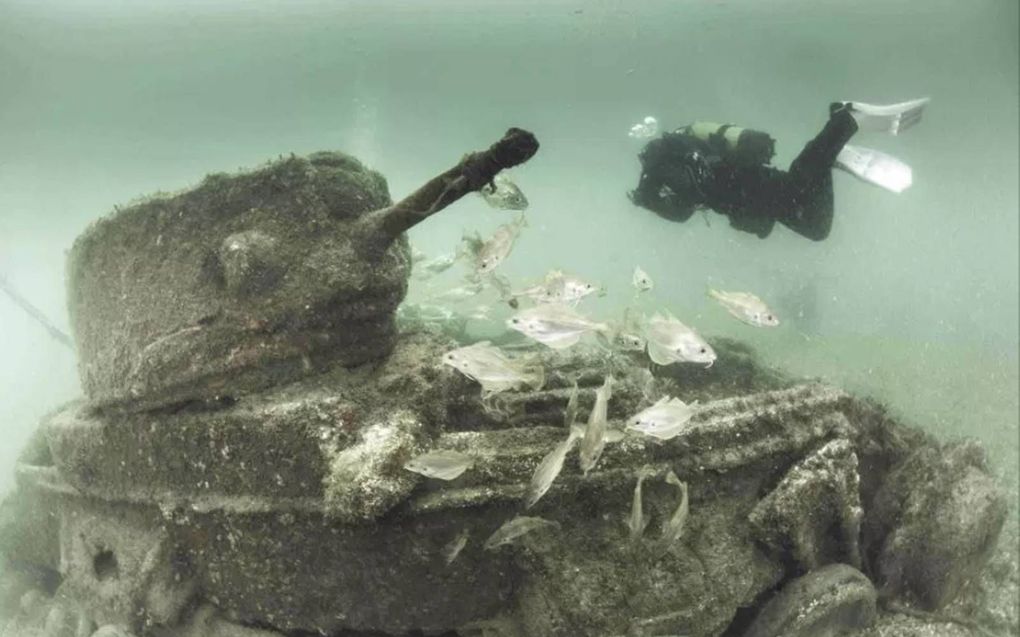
[0,272,73,349]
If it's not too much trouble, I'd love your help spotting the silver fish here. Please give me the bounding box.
[463,213,527,275]
[506,303,610,349]
[414,253,458,279]
[443,528,470,565]
[659,471,689,551]
[708,288,780,327]
[429,281,485,302]
[484,516,559,550]
[644,313,716,366]
[570,422,625,443]
[632,266,654,292]
[627,466,655,544]
[525,427,583,509]
[638,368,657,402]
[559,273,602,304]
[404,449,475,480]
[626,396,696,440]
[604,428,627,443]
[442,341,544,396]
[485,272,513,300]
[398,303,455,324]
[513,270,600,306]
[579,375,614,476]
[563,380,580,428]
[479,172,529,211]
[467,305,492,321]
[614,308,647,351]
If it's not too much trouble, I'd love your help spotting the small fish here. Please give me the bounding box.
[512,270,600,306]
[429,281,485,302]
[467,305,492,321]
[397,303,450,324]
[479,172,529,211]
[506,303,610,349]
[525,427,583,509]
[627,466,655,544]
[638,368,657,402]
[442,342,544,395]
[486,272,513,300]
[462,213,527,275]
[604,428,627,443]
[414,253,458,279]
[644,313,716,366]
[509,283,557,305]
[484,516,560,550]
[579,375,614,475]
[659,471,689,551]
[443,528,470,565]
[411,304,455,323]
[626,396,696,440]
[411,245,429,264]
[563,380,580,428]
[544,270,601,305]
[559,273,603,303]
[613,308,646,351]
[632,266,654,292]
[404,449,475,480]
[708,289,780,327]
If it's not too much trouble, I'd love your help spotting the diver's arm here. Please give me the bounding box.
[649,193,697,223]
[629,172,697,222]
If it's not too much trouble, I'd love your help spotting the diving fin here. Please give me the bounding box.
[833,97,930,135]
[835,144,913,193]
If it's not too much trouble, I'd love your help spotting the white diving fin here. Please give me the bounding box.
[838,97,930,135]
[836,144,913,193]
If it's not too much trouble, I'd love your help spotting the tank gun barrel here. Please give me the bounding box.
[365,127,539,243]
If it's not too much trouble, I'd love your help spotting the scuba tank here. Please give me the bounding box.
[683,121,776,166]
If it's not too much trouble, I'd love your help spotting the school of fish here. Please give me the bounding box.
[403,169,786,562]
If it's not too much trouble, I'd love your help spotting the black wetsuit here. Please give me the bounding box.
[629,108,859,241]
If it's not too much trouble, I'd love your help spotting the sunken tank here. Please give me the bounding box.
[2,134,1016,637]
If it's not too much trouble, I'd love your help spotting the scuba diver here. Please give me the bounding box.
[628,98,930,240]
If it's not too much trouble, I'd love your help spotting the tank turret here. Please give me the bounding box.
[67,129,538,412]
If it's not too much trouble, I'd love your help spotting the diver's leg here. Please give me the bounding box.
[790,107,859,176]
[777,108,858,240]
[777,172,834,241]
